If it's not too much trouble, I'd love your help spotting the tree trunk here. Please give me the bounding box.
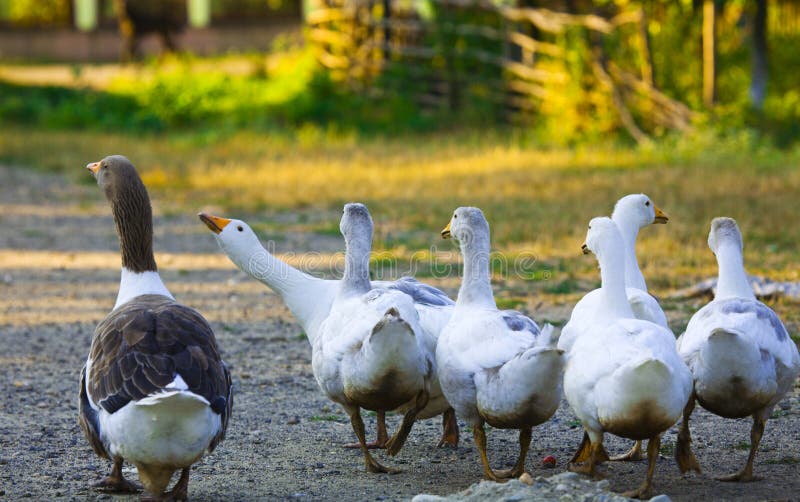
[749,0,768,109]
[702,0,716,107]
[637,6,655,86]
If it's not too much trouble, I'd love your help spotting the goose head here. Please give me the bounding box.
[708,217,743,255]
[583,216,624,258]
[86,155,156,273]
[612,193,669,228]
[86,155,145,202]
[199,213,263,271]
[339,203,373,244]
[441,206,489,245]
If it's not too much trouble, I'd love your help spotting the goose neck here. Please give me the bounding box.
[714,243,755,300]
[110,181,157,273]
[456,231,496,308]
[340,234,372,297]
[612,215,647,291]
[238,241,333,338]
[597,247,635,320]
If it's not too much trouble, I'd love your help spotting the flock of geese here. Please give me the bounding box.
[78,155,800,501]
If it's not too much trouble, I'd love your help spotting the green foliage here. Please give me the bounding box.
[0,49,444,136]
[0,0,70,27]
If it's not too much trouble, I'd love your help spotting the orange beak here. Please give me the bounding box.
[86,161,101,175]
[653,205,669,224]
[198,213,231,234]
[441,221,452,239]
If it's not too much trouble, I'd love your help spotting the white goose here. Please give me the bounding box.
[675,218,800,481]
[80,156,232,501]
[564,217,692,498]
[310,202,435,471]
[436,207,564,481]
[199,211,459,449]
[559,193,669,354]
[559,194,669,461]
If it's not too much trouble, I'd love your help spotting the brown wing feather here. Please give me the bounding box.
[78,365,109,459]
[87,295,231,420]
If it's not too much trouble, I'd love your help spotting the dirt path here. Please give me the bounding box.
[1,165,798,501]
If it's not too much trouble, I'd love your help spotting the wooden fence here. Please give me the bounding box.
[306,0,694,141]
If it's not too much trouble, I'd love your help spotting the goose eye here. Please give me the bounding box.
[645,200,650,206]
[453,214,457,219]
[237,226,243,232]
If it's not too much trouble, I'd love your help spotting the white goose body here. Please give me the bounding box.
[200,213,455,422]
[88,357,222,467]
[559,194,669,354]
[314,287,430,414]
[436,207,563,481]
[674,218,800,481]
[563,217,691,498]
[80,156,231,499]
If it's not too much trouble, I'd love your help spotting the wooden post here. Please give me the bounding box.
[74,0,98,31]
[749,0,768,109]
[702,0,716,107]
[637,6,654,87]
[187,0,211,28]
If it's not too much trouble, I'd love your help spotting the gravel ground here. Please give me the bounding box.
[1,164,798,501]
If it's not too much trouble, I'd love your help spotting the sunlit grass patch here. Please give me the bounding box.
[2,125,800,305]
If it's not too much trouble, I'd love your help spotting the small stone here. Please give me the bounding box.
[555,483,569,491]
[519,472,534,485]
[287,416,300,425]
[596,479,610,489]
[649,495,672,502]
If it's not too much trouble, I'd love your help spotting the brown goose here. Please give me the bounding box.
[80,155,232,501]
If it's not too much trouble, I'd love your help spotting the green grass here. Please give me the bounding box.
[3,125,800,299]
[2,56,800,331]
[765,456,800,465]
[309,414,343,422]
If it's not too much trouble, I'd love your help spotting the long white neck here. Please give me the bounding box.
[237,244,335,340]
[456,229,496,309]
[338,232,372,299]
[612,214,647,291]
[596,246,635,321]
[114,267,174,310]
[714,243,755,300]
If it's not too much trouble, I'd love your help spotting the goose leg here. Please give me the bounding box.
[344,411,388,449]
[386,389,429,456]
[675,393,702,474]
[568,431,605,478]
[349,408,399,474]
[495,427,532,479]
[621,435,660,499]
[473,422,504,482]
[570,431,609,466]
[570,431,591,464]
[717,412,766,482]
[164,467,190,501]
[93,457,141,493]
[437,407,459,448]
[611,440,643,461]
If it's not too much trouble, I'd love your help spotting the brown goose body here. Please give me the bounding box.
[80,155,232,500]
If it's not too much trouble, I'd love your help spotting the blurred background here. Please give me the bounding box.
[1,0,800,328]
